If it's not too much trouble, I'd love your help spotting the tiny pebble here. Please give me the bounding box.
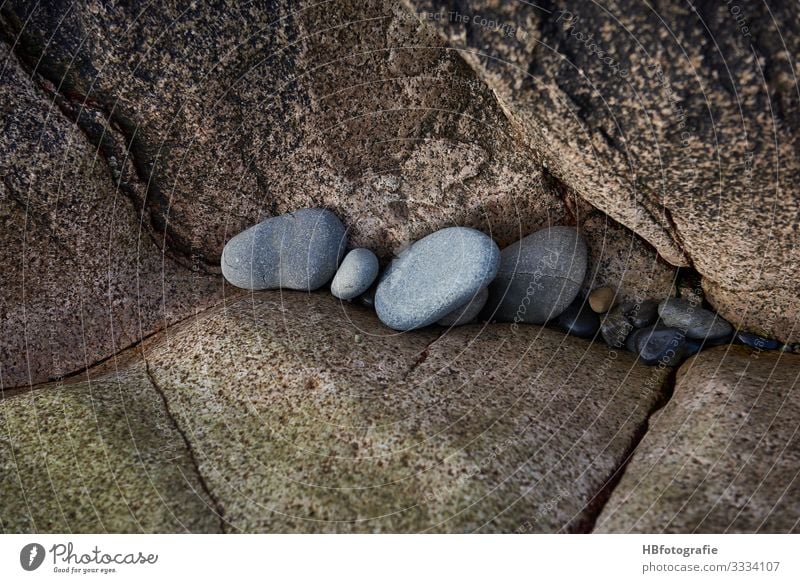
[588,287,615,313]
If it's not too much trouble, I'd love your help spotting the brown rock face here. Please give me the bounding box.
[406,0,800,341]
[144,292,673,532]
[595,346,800,533]
[0,41,223,389]
[0,0,675,387]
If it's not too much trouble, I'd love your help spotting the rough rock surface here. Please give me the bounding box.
[0,0,681,389]
[595,347,800,533]
[0,41,223,389]
[143,292,672,532]
[406,0,800,341]
[0,367,221,533]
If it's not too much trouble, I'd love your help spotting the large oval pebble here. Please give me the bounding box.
[375,227,500,331]
[221,208,346,291]
[483,226,587,324]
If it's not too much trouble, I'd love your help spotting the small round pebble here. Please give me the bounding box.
[376,227,500,331]
[555,296,601,339]
[438,287,489,327]
[221,208,346,291]
[483,226,588,324]
[331,248,379,300]
[627,325,687,366]
[588,287,615,313]
[658,298,733,340]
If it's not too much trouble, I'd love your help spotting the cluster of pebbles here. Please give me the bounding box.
[222,208,785,367]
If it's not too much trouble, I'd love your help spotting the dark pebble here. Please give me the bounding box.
[736,332,780,351]
[629,300,659,328]
[555,297,601,339]
[628,325,687,366]
[600,303,635,348]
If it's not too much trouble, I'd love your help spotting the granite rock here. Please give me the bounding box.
[139,292,672,532]
[0,368,221,533]
[596,347,800,532]
[407,0,800,342]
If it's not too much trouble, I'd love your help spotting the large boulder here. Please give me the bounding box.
[0,41,223,389]
[595,346,800,532]
[0,367,221,533]
[0,291,673,532]
[405,0,800,341]
[0,1,679,388]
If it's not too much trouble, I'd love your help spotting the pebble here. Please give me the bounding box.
[600,303,635,348]
[629,300,659,328]
[438,287,489,326]
[658,299,733,340]
[588,287,615,313]
[221,208,346,290]
[627,325,687,366]
[483,226,588,324]
[555,296,600,339]
[375,227,500,331]
[331,248,379,300]
[736,331,780,351]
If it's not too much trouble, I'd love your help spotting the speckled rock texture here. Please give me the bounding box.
[0,367,222,533]
[138,292,671,533]
[0,40,223,389]
[0,0,677,388]
[595,347,800,533]
[406,0,800,342]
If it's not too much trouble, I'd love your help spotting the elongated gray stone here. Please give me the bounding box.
[658,298,733,340]
[484,226,588,324]
[331,248,379,300]
[221,208,346,291]
[375,227,500,331]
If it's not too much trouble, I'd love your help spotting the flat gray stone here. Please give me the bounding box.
[658,298,733,340]
[484,226,587,324]
[331,248,379,300]
[375,227,500,331]
[437,287,489,326]
[221,208,346,291]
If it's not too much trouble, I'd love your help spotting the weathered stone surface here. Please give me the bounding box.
[596,347,800,533]
[0,0,687,388]
[406,0,800,341]
[0,41,222,389]
[0,368,221,533]
[139,292,670,533]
